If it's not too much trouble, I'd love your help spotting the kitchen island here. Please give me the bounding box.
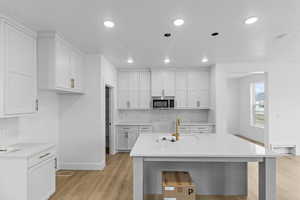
[130,133,277,200]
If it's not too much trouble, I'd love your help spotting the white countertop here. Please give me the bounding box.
[115,121,215,126]
[181,122,215,126]
[130,133,277,158]
[0,143,55,158]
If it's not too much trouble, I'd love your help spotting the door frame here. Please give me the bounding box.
[104,84,115,156]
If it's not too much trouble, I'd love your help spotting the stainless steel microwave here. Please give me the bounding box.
[152,98,175,109]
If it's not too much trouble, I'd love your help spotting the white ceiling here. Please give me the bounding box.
[0,0,299,67]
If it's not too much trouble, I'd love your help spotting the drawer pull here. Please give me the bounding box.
[39,153,51,159]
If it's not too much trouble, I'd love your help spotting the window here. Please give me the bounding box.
[250,82,265,128]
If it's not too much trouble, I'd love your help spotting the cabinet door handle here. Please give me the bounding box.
[127,101,131,109]
[162,89,165,97]
[39,153,51,159]
[197,100,200,107]
[70,78,75,88]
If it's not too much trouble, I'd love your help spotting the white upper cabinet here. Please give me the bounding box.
[118,70,150,109]
[0,17,37,117]
[38,32,84,94]
[175,69,210,109]
[151,70,175,97]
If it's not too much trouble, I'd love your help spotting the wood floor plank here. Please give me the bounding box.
[50,153,300,200]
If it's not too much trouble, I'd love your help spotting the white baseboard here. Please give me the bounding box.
[59,160,105,170]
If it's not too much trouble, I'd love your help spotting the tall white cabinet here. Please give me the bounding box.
[118,70,150,109]
[0,17,37,117]
[151,70,175,97]
[175,69,210,109]
[38,32,84,94]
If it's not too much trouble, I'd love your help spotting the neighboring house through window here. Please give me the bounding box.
[250,82,265,128]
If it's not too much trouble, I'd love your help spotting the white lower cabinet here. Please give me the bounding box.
[178,124,215,134]
[0,145,56,200]
[28,158,56,200]
[117,125,152,151]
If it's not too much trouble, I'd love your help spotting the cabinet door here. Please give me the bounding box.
[187,71,210,108]
[4,23,37,114]
[175,71,187,108]
[28,158,56,200]
[118,72,130,109]
[163,71,175,96]
[70,50,83,91]
[128,132,139,149]
[117,133,129,150]
[118,89,130,109]
[55,39,70,89]
[128,72,139,109]
[139,71,150,109]
[151,70,163,96]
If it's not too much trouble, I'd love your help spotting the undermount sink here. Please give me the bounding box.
[156,134,198,143]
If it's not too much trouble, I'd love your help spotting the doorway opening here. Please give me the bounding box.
[105,86,113,162]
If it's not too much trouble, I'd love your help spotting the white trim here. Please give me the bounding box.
[59,161,105,170]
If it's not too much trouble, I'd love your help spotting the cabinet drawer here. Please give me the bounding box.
[190,126,212,133]
[118,126,138,134]
[139,126,153,134]
[179,126,191,134]
[28,147,56,168]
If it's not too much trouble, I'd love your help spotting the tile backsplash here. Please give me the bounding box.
[117,109,209,132]
[0,118,19,145]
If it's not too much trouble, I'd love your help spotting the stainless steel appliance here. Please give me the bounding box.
[152,97,175,109]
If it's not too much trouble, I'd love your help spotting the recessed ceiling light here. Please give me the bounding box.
[164,33,172,37]
[211,32,219,37]
[202,57,208,63]
[164,58,170,64]
[173,19,184,26]
[104,20,115,28]
[127,58,134,64]
[244,16,258,25]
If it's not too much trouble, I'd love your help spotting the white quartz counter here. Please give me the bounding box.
[0,143,55,158]
[130,133,277,158]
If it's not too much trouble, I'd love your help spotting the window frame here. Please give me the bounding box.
[250,82,265,129]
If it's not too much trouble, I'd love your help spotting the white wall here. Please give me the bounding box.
[217,62,300,155]
[59,55,117,170]
[267,62,300,154]
[226,78,240,135]
[238,74,265,143]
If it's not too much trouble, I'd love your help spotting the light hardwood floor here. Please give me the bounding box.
[50,153,300,200]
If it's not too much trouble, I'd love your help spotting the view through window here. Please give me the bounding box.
[251,82,265,128]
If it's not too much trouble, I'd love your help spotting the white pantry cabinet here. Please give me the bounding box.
[0,17,37,117]
[175,70,210,109]
[118,70,150,109]
[38,31,84,94]
[151,70,175,97]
